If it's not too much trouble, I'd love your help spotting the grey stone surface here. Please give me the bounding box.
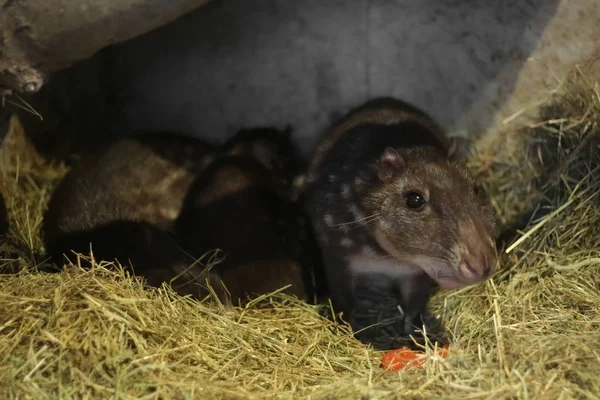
[13,0,600,159]
[0,0,211,93]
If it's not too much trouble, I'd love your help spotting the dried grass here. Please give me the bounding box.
[0,67,599,399]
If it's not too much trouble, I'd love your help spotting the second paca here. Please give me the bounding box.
[175,130,325,306]
[42,131,215,288]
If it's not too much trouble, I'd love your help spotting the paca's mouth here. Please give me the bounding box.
[435,276,471,290]
[405,256,492,290]
[438,256,498,289]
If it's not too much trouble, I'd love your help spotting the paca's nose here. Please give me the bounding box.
[459,258,484,282]
[459,260,480,281]
[459,245,497,283]
[457,217,498,284]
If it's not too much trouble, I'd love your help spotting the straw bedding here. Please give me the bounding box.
[0,67,599,399]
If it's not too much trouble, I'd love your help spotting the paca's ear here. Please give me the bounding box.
[447,137,458,160]
[251,140,278,170]
[378,147,405,182]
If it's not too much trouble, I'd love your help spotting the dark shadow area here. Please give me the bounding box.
[0,192,7,241]
[0,191,24,274]
[8,0,561,163]
[40,219,217,298]
[0,104,10,144]
[42,219,189,273]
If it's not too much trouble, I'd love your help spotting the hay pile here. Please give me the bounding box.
[1,69,599,399]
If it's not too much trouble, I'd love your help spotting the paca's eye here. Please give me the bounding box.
[405,191,427,211]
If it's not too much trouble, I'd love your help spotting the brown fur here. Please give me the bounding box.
[42,126,321,304]
[220,126,301,190]
[176,154,323,306]
[305,98,449,182]
[41,132,216,290]
[301,97,498,350]
[43,132,215,252]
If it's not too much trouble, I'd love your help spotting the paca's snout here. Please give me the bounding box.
[457,221,498,284]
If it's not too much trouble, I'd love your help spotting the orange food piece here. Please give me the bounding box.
[380,345,450,371]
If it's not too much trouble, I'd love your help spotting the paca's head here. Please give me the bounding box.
[222,126,299,187]
[362,140,498,290]
[185,155,278,209]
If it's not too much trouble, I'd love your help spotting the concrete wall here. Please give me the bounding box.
[14,0,600,160]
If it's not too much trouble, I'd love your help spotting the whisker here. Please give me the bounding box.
[333,217,380,232]
[332,213,381,228]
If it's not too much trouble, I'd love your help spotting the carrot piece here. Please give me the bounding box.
[380,345,450,371]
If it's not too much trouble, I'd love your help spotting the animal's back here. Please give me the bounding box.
[306,97,449,181]
[43,133,214,250]
[42,133,215,269]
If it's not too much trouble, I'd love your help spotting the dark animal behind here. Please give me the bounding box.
[42,132,216,294]
[176,154,324,306]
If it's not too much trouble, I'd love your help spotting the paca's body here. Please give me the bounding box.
[175,150,325,306]
[301,98,498,349]
[44,132,216,244]
[41,132,216,294]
